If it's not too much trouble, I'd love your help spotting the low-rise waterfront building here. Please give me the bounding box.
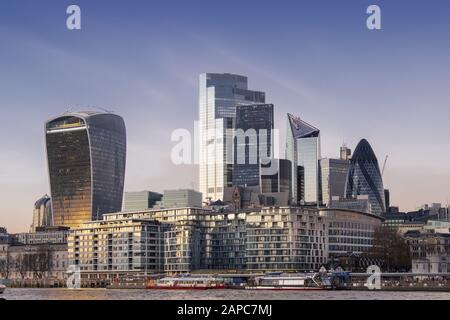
[66,204,390,279]
[319,208,383,259]
[16,227,69,245]
[68,218,168,281]
[246,207,327,272]
[202,212,247,271]
[405,230,450,274]
[69,206,333,277]
[0,243,68,281]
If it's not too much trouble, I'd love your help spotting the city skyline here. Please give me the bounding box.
[2,0,450,232]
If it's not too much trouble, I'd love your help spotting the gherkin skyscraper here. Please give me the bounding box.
[344,139,385,215]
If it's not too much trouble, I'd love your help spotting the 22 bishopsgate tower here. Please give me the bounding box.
[45,111,126,228]
[199,73,266,202]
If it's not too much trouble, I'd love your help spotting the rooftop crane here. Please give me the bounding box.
[381,155,388,176]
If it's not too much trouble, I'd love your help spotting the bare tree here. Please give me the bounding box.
[366,226,411,272]
[0,251,12,279]
[14,253,28,279]
[32,247,52,279]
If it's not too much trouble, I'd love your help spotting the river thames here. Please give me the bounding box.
[2,288,450,300]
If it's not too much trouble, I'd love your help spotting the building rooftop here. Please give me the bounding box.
[287,113,320,138]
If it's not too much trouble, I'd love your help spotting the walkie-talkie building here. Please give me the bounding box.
[45,111,126,228]
[344,139,385,215]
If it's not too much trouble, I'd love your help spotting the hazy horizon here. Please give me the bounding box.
[1,0,450,233]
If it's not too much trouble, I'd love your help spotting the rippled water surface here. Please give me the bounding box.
[2,288,450,300]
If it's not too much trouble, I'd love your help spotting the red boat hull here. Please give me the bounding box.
[147,285,227,290]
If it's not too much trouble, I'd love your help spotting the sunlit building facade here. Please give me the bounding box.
[104,207,212,273]
[199,73,265,202]
[344,139,385,215]
[46,111,126,228]
[69,206,331,276]
[68,218,167,277]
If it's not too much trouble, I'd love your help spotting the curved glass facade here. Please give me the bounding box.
[344,139,385,215]
[46,112,126,228]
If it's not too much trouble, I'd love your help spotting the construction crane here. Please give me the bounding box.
[381,155,388,176]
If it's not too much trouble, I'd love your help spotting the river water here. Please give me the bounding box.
[2,288,450,300]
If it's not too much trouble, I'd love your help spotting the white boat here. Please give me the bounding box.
[147,277,227,290]
[0,284,5,294]
[246,273,332,290]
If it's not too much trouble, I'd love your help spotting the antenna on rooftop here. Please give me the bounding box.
[91,106,114,113]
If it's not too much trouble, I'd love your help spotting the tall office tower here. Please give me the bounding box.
[233,104,274,187]
[320,158,350,206]
[285,113,321,205]
[199,73,265,202]
[384,189,390,210]
[123,191,162,211]
[46,111,126,228]
[345,139,386,215]
[260,159,292,194]
[30,194,53,232]
[340,145,352,160]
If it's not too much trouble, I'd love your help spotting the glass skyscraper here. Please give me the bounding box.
[233,104,273,187]
[320,158,350,206]
[46,111,126,228]
[344,139,386,215]
[285,113,321,205]
[199,73,265,202]
[260,159,292,195]
[31,194,53,232]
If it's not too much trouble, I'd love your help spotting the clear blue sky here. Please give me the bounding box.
[1,0,450,232]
